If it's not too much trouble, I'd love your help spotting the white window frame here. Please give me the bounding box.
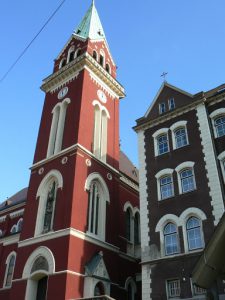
[164,222,180,256]
[155,168,174,200]
[75,48,81,58]
[155,214,180,257]
[85,173,110,241]
[59,58,66,69]
[92,100,110,162]
[159,103,166,114]
[125,277,137,300]
[186,217,204,251]
[175,161,196,194]
[166,279,181,299]
[209,108,225,138]
[3,251,16,288]
[218,151,225,183]
[168,98,175,110]
[35,170,63,236]
[152,128,169,157]
[67,46,75,63]
[47,98,70,158]
[180,207,206,253]
[170,120,188,150]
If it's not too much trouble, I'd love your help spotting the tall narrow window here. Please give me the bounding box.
[99,54,104,66]
[134,212,140,245]
[93,51,97,60]
[157,134,169,155]
[160,175,174,199]
[4,254,16,287]
[168,98,175,110]
[87,181,102,236]
[105,63,110,73]
[186,217,203,250]
[43,181,57,234]
[93,102,109,162]
[180,168,195,193]
[159,103,166,114]
[36,276,48,300]
[47,105,60,157]
[164,223,179,255]
[175,128,188,148]
[215,116,225,137]
[126,208,132,241]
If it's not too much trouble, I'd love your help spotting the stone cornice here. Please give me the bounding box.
[0,202,26,217]
[41,52,125,98]
[9,209,24,219]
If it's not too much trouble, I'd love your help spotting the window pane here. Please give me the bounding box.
[164,223,179,255]
[160,176,173,199]
[215,116,225,137]
[181,169,195,193]
[157,134,169,155]
[167,280,180,298]
[187,217,203,250]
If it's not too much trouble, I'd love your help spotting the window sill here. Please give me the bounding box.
[173,143,190,151]
[179,188,197,196]
[159,195,175,201]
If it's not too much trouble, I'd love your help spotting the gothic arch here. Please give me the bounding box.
[85,173,110,203]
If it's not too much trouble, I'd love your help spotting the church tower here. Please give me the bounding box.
[0,2,140,299]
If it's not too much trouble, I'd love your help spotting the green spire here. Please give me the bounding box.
[74,1,106,40]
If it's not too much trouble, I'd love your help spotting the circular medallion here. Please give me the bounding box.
[107,173,112,180]
[58,87,68,100]
[38,167,44,175]
[86,159,92,167]
[61,157,68,165]
[97,89,107,103]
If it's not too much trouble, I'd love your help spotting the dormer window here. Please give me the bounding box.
[168,98,175,110]
[93,51,98,60]
[159,103,166,114]
[100,54,104,66]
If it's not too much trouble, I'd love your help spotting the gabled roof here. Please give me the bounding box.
[0,188,27,211]
[73,0,106,41]
[144,82,193,118]
[85,251,110,280]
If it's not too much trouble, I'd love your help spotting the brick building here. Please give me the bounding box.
[134,82,225,300]
[0,2,141,299]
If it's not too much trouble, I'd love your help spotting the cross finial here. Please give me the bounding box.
[161,72,168,82]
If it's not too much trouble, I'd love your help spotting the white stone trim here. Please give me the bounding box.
[22,246,55,279]
[137,130,149,248]
[209,108,225,138]
[85,172,110,203]
[196,104,224,225]
[179,207,206,253]
[3,251,17,288]
[142,265,151,300]
[175,161,196,194]
[155,214,180,257]
[9,209,24,219]
[152,128,169,157]
[36,169,63,198]
[155,169,174,201]
[170,120,188,150]
[92,100,110,119]
[218,151,225,183]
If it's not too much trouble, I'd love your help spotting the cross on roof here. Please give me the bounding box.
[161,72,168,82]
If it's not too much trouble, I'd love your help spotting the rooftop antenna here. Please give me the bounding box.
[161,72,168,82]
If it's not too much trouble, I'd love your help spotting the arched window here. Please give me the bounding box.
[125,278,137,300]
[10,225,17,234]
[215,116,225,137]
[93,101,110,162]
[17,218,23,232]
[93,50,98,60]
[174,127,188,148]
[67,46,75,63]
[99,50,105,67]
[126,208,132,241]
[134,212,140,245]
[94,282,105,296]
[4,253,16,287]
[85,173,109,241]
[47,98,70,158]
[180,168,195,193]
[159,175,174,200]
[59,58,66,69]
[186,217,203,250]
[35,170,63,236]
[157,134,169,155]
[105,63,110,74]
[75,48,81,58]
[164,223,179,255]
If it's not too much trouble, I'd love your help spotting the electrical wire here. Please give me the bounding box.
[0,0,67,83]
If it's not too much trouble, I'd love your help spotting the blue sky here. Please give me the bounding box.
[0,0,225,202]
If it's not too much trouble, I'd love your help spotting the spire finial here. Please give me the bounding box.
[92,0,95,6]
[161,72,168,82]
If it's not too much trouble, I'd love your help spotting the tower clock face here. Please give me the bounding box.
[97,89,107,103]
[58,87,68,100]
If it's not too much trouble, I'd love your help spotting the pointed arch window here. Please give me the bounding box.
[105,63,111,74]
[75,48,81,58]
[47,98,70,158]
[93,101,110,162]
[126,208,132,241]
[67,46,75,63]
[86,173,110,241]
[35,170,63,236]
[134,212,140,245]
[4,253,16,287]
[186,217,203,250]
[59,58,66,69]
[93,50,98,60]
[164,223,179,255]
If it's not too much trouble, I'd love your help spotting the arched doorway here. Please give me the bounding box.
[94,281,105,297]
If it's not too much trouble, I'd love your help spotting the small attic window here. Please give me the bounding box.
[105,63,110,74]
[159,103,166,114]
[99,54,104,66]
[77,29,81,34]
[93,51,97,60]
[168,98,175,110]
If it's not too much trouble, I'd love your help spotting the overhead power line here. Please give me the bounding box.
[0,0,67,83]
